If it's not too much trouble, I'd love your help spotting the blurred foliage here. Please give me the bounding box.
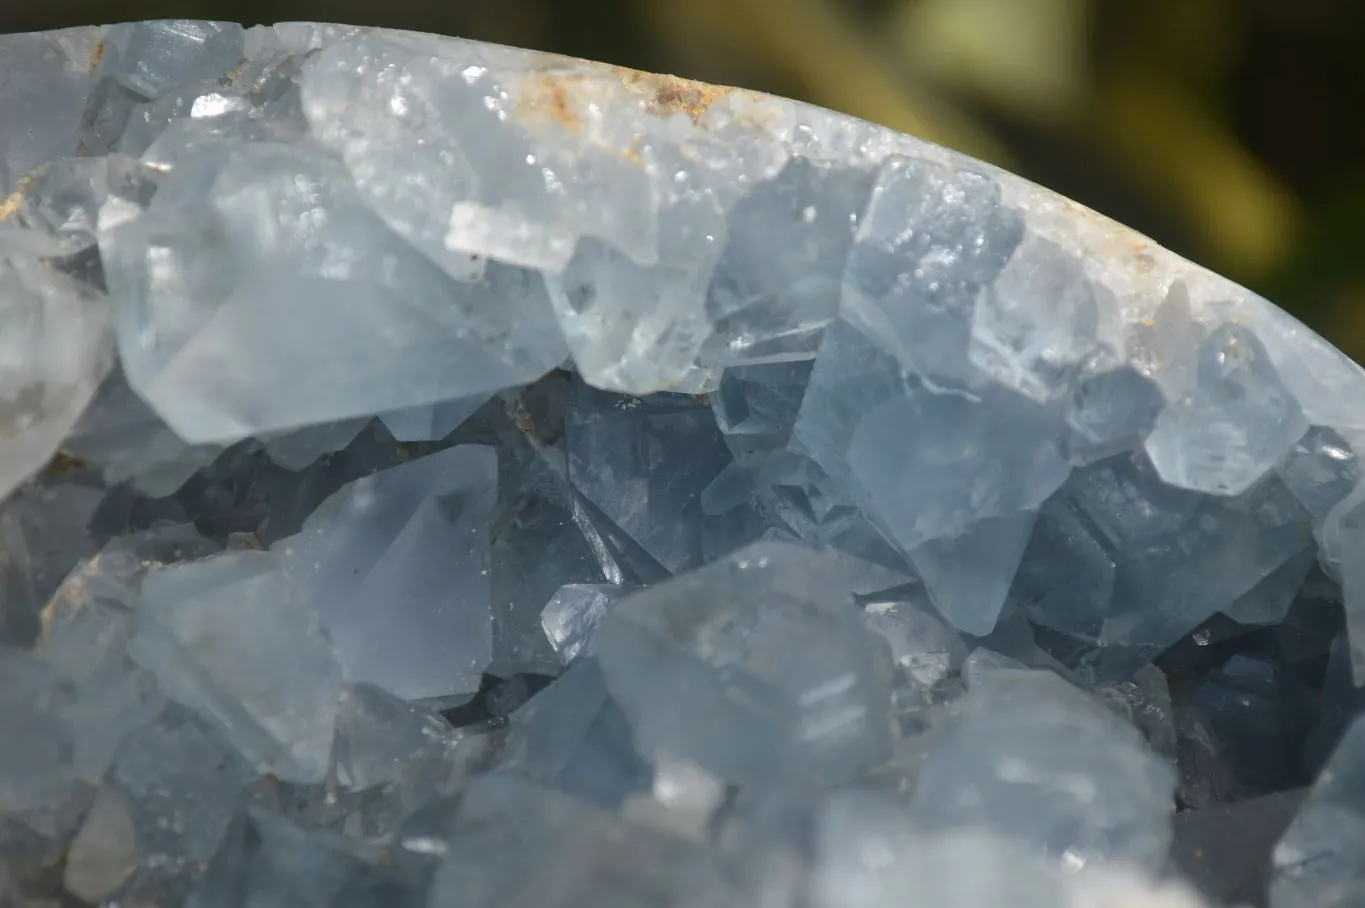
[5,0,1365,358]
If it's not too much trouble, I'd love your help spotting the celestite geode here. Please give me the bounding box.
[1,19,1363,908]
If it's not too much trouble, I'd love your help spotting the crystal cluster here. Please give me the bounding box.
[2,19,1365,908]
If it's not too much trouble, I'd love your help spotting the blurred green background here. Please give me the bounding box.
[5,0,1364,358]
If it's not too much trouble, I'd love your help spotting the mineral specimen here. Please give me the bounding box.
[2,17,1364,908]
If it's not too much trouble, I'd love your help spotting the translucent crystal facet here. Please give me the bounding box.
[796,319,1070,559]
[1011,452,1313,679]
[131,551,343,783]
[0,28,100,194]
[428,774,739,908]
[0,259,112,500]
[1146,325,1308,497]
[909,669,1177,870]
[540,583,632,665]
[597,541,891,786]
[275,444,498,703]
[566,386,734,574]
[1271,716,1365,908]
[101,133,567,444]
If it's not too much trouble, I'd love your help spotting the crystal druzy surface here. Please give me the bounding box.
[3,18,1365,908]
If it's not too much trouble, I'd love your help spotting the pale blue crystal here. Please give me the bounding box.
[300,32,657,275]
[966,605,1078,679]
[1128,281,1202,400]
[566,385,734,573]
[0,257,112,501]
[796,318,1071,551]
[37,527,213,782]
[1320,485,1365,685]
[1271,715,1365,908]
[0,648,79,814]
[274,445,497,703]
[65,371,222,495]
[1222,545,1318,627]
[669,365,721,395]
[8,19,1365,907]
[711,360,813,457]
[130,550,343,782]
[96,21,246,102]
[1063,361,1166,464]
[1146,324,1308,496]
[540,583,631,665]
[187,808,404,908]
[838,156,1024,387]
[428,774,737,908]
[332,683,470,798]
[752,453,896,557]
[810,794,1173,908]
[813,534,915,596]
[1011,453,1313,678]
[259,418,369,470]
[908,669,1176,870]
[480,380,639,675]
[0,27,100,194]
[0,155,132,256]
[545,228,716,394]
[489,452,619,677]
[700,158,875,365]
[1277,425,1361,521]
[101,706,258,905]
[1094,663,1177,760]
[908,510,1037,636]
[967,233,1099,402]
[861,593,968,727]
[960,645,1031,686]
[77,21,251,158]
[597,540,891,787]
[503,657,650,808]
[100,125,567,444]
[378,393,491,443]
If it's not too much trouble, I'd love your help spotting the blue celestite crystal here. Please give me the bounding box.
[274,444,498,703]
[565,385,735,574]
[907,669,1177,870]
[539,583,632,665]
[5,18,1365,908]
[1271,716,1365,908]
[597,541,892,787]
[130,550,344,783]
